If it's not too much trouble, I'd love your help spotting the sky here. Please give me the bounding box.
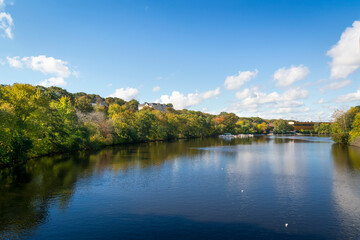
[1,0,360,121]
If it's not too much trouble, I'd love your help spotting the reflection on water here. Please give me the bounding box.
[0,153,91,239]
[0,137,359,239]
[331,144,360,235]
[332,144,360,171]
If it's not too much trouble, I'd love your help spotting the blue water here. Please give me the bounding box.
[1,137,360,239]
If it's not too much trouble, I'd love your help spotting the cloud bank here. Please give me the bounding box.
[227,87,309,115]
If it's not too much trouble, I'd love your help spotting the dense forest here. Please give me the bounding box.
[0,84,274,165]
[1,83,358,166]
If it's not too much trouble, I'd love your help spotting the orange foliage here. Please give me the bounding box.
[214,116,225,125]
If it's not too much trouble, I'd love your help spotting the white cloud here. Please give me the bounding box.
[320,80,352,92]
[152,86,160,92]
[0,1,14,39]
[0,12,14,39]
[109,87,139,101]
[318,98,324,104]
[7,55,72,77]
[7,55,76,87]
[335,89,360,103]
[274,65,309,87]
[327,21,360,79]
[39,77,67,87]
[158,87,220,109]
[202,87,220,98]
[22,55,71,77]
[224,69,258,90]
[6,56,22,68]
[240,89,280,105]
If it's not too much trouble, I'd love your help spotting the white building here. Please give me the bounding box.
[138,102,167,111]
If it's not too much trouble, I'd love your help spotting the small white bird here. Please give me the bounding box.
[285,223,288,228]
[241,190,244,193]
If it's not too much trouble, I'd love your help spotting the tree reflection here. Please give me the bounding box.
[0,137,272,238]
[0,153,91,238]
[332,144,360,171]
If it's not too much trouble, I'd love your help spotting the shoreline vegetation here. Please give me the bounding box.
[331,106,360,147]
[0,83,359,168]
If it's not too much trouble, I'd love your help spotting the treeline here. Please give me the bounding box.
[3,83,355,165]
[331,106,360,147]
[0,84,273,165]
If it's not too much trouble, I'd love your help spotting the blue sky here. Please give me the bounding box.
[1,0,360,121]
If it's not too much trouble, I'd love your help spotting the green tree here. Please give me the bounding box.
[125,99,139,112]
[111,106,137,143]
[331,107,360,144]
[315,123,331,134]
[75,95,94,113]
[349,113,360,146]
[256,122,270,134]
[134,109,157,141]
[0,84,46,162]
[273,119,293,134]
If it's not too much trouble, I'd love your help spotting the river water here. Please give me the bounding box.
[1,136,360,240]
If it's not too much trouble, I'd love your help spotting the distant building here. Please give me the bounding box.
[287,121,320,131]
[138,102,167,112]
[91,99,108,107]
[268,121,330,132]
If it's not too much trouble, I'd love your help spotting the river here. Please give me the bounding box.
[1,136,360,239]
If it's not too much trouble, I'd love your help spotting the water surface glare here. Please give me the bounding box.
[1,136,360,239]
